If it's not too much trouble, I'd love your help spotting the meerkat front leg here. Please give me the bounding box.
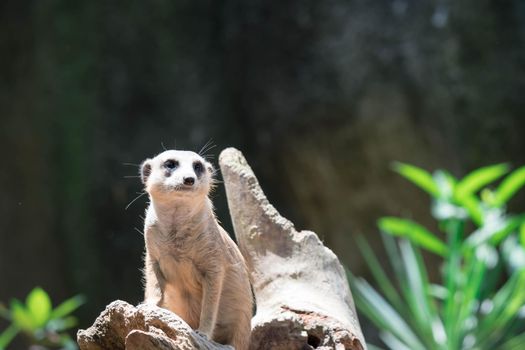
[144,253,164,305]
[198,268,225,338]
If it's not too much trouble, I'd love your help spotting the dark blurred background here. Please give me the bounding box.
[1,0,525,344]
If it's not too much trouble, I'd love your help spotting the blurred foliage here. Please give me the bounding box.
[349,163,525,349]
[0,288,85,350]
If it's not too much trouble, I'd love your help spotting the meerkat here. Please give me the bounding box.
[140,149,253,350]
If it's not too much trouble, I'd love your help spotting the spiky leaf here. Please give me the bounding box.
[50,295,85,320]
[0,324,19,349]
[393,162,439,198]
[493,166,525,207]
[26,287,51,328]
[379,217,448,256]
[10,300,34,331]
[455,163,509,201]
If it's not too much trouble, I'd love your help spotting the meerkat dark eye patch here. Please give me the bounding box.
[193,161,204,176]
[164,159,179,170]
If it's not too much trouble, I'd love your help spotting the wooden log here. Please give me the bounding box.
[218,147,366,350]
[77,300,231,350]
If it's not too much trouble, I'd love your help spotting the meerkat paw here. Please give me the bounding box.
[194,329,211,340]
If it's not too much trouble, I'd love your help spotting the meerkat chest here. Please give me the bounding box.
[156,252,204,327]
[145,228,203,286]
[146,224,191,258]
[159,254,201,285]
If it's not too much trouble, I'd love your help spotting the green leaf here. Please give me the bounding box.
[455,163,509,201]
[399,240,445,347]
[382,234,406,289]
[26,287,51,328]
[456,195,483,226]
[50,294,85,320]
[465,214,525,249]
[10,300,35,331]
[380,331,414,350]
[393,162,439,198]
[433,170,457,199]
[356,236,404,313]
[520,222,525,248]
[366,343,386,350]
[349,275,426,350]
[442,219,463,347]
[431,200,468,221]
[428,284,448,300]
[378,217,448,256]
[382,234,412,312]
[490,215,525,246]
[500,331,525,350]
[476,270,525,345]
[47,316,78,332]
[493,166,525,207]
[486,273,525,345]
[481,188,495,204]
[501,236,525,272]
[454,251,487,340]
[0,324,19,349]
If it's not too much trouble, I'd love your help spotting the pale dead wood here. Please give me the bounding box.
[77,300,231,350]
[219,147,366,350]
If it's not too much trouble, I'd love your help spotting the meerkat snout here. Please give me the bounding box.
[183,176,195,186]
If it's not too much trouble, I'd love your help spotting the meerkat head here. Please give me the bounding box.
[140,150,215,201]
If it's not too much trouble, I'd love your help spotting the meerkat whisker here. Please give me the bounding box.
[198,139,213,154]
[198,140,216,156]
[200,153,216,161]
[125,191,147,210]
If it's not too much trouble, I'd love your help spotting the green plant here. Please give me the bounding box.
[348,163,525,350]
[0,287,85,350]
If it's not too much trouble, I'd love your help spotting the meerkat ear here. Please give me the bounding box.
[205,161,214,175]
[141,160,152,185]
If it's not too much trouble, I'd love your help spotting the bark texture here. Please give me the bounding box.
[77,147,365,349]
[77,300,232,350]
[219,147,365,350]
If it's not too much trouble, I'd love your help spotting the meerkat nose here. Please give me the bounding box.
[183,176,195,186]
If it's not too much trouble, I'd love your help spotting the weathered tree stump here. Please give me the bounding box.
[77,147,366,350]
[219,148,365,350]
[77,300,231,350]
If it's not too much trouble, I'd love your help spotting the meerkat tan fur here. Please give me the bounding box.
[140,150,252,350]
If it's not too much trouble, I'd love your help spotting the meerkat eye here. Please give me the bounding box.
[193,161,204,175]
[164,159,178,169]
